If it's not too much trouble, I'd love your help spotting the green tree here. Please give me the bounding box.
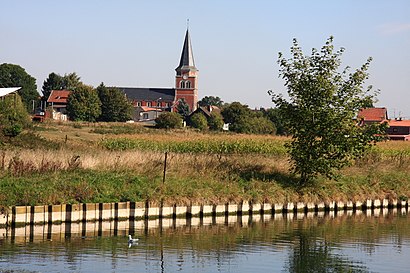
[155,112,183,129]
[97,83,133,122]
[190,112,208,131]
[262,108,287,135]
[221,102,252,125]
[0,93,30,137]
[66,85,101,122]
[0,63,38,112]
[269,37,386,185]
[41,72,64,99]
[233,116,276,134]
[61,72,82,91]
[198,96,224,107]
[176,98,190,120]
[208,111,224,131]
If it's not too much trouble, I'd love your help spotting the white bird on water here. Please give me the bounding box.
[128,235,139,247]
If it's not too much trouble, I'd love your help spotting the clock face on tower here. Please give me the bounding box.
[182,74,188,80]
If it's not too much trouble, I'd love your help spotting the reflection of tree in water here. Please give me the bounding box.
[285,230,368,273]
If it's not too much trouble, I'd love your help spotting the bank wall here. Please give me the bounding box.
[1,198,408,228]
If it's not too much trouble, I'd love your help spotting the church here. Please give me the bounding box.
[117,29,198,122]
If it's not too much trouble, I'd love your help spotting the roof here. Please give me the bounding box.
[175,29,197,75]
[140,106,163,112]
[47,90,72,103]
[388,119,410,127]
[0,87,20,97]
[357,107,388,121]
[196,106,221,117]
[116,87,175,102]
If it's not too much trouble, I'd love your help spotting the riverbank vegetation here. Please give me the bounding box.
[0,121,410,207]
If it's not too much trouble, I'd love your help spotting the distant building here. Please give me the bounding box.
[117,29,198,122]
[387,119,410,141]
[357,107,388,125]
[46,89,72,121]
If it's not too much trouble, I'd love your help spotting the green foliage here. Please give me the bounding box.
[0,63,39,111]
[66,85,101,122]
[262,108,288,135]
[269,37,386,185]
[155,112,183,129]
[176,98,190,119]
[221,102,252,124]
[41,72,83,99]
[97,83,133,122]
[0,93,30,137]
[208,112,224,131]
[231,116,276,135]
[198,96,224,107]
[190,112,208,130]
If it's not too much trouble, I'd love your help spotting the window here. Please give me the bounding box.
[165,102,170,108]
[157,101,161,107]
[393,128,398,133]
[180,81,185,88]
[143,113,148,119]
[136,101,141,107]
[186,81,191,88]
[147,102,152,107]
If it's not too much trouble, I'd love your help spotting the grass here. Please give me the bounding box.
[0,121,410,206]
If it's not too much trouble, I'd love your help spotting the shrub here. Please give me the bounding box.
[208,112,224,131]
[155,112,183,129]
[190,112,208,131]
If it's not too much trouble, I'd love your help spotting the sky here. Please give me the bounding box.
[2,0,410,117]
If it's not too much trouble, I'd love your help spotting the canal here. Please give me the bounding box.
[1,209,409,272]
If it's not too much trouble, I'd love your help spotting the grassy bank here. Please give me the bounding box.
[1,122,410,206]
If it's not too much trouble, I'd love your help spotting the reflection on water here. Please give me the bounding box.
[1,208,409,273]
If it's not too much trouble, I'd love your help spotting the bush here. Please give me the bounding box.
[230,117,276,134]
[0,93,30,137]
[190,112,208,131]
[3,124,23,137]
[155,112,183,129]
[208,112,224,131]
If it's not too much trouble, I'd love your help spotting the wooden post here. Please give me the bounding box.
[163,152,168,184]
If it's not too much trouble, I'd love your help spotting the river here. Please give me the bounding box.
[1,208,409,272]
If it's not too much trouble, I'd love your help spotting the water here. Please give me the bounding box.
[1,209,409,272]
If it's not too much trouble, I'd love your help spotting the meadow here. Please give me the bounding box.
[1,121,409,207]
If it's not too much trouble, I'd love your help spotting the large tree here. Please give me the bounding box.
[0,93,30,137]
[97,83,133,122]
[0,63,38,112]
[176,98,190,120]
[41,72,83,99]
[269,37,386,185]
[198,96,224,107]
[66,85,101,122]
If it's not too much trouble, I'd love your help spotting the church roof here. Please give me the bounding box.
[116,87,175,102]
[175,29,196,75]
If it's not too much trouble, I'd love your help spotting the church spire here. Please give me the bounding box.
[175,28,196,75]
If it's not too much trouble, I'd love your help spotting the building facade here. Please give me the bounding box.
[118,29,198,121]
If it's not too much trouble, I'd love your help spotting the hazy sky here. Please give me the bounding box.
[2,1,409,117]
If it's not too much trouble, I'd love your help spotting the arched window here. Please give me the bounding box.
[157,101,161,107]
[147,102,152,107]
[186,81,191,88]
[136,101,141,107]
[180,81,185,88]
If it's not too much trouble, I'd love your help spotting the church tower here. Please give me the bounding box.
[175,28,198,112]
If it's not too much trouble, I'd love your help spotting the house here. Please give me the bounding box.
[357,107,388,125]
[190,105,221,119]
[134,106,163,123]
[46,89,72,121]
[387,119,410,141]
[117,28,198,121]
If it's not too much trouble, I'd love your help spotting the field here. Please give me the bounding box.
[1,121,410,206]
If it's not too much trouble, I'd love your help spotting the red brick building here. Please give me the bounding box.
[117,29,198,121]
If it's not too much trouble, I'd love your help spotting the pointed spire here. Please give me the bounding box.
[176,28,196,75]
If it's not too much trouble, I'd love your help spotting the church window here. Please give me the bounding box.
[186,81,191,88]
[147,102,152,107]
[157,101,161,107]
[136,101,141,107]
[180,81,185,88]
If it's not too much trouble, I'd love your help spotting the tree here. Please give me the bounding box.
[41,72,83,100]
[97,83,133,122]
[221,102,252,125]
[155,112,183,129]
[190,112,208,131]
[0,93,30,137]
[262,108,288,135]
[176,98,190,120]
[198,96,224,107]
[208,112,224,131]
[66,85,101,122]
[232,116,276,134]
[0,63,38,112]
[41,72,64,99]
[269,37,386,185]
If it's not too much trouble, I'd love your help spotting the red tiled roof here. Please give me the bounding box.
[357,108,388,121]
[141,106,162,112]
[47,90,72,104]
[388,119,410,127]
